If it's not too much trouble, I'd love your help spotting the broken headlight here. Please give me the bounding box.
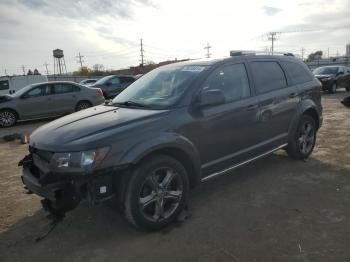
[50,147,109,173]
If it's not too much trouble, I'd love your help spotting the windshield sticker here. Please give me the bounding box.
[181,66,206,72]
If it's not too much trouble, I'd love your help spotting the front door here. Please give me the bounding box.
[196,63,261,177]
[17,84,54,119]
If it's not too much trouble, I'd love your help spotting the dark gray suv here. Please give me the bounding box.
[20,53,323,230]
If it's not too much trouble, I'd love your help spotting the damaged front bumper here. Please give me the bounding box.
[19,152,118,215]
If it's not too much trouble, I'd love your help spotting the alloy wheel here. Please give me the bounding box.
[138,167,183,222]
[298,121,315,155]
[0,111,16,127]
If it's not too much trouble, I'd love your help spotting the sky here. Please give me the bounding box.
[0,0,350,75]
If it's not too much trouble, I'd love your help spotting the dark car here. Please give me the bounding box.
[313,66,350,93]
[79,79,98,86]
[0,81,105,127]
[20,53,322,230]
[90,75,135,99]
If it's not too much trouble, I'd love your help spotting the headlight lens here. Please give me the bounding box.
[50,147,109,173]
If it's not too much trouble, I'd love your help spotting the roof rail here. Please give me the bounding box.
[230,50,294,57]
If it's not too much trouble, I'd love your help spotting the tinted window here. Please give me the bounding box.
[110,77,120,85]
[54,84,73,94]
[338,67,344,73]
[202,63,250,102]
[280,61,313,85]
[26,85,50,97]
[0,80,9,90]
[251,61,287,94]
[120,77,134,83]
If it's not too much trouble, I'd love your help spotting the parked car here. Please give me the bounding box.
[90,75,136,99]
[0,81,105,127]
[313,66,350,93]
[0,75,48,96]
[20,53,322,230]
[79,79,98,86]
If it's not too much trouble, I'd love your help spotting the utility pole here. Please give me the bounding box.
[301,48,305,61]
[4,69,8,76]
[76,52,84,70]
[43,62,49,75]
[327,48,330,59]
[267,32,279,55]
[21,65,26,75]
[204,42,212,58]
[140,38,145,67]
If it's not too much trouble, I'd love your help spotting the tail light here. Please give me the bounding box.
[97,88,104,97]
[320,82,323,92]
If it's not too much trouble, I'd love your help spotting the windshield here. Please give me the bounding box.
[313,67,338,75]
[112,65,207,108]
[93,75,113,85]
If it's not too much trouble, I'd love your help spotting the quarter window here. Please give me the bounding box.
[251,61,287,94]
[202,63,251,102]
[280,61,313,85]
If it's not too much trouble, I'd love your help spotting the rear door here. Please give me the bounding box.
[197,62,261,176]
[337,67,347,88]
[17,84,54,118]
[249,60,299,149]
[51,83,80,113]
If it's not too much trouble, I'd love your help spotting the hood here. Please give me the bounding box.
[29,105,169,151]
[315,74,334,79]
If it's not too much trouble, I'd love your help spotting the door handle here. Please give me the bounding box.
[246,104,258,111]
[289,92,298,98]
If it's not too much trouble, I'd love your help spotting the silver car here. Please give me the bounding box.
[0,81,105,127]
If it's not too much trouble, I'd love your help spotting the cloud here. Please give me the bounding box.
[17,0,156,19]
[262,6,283,16]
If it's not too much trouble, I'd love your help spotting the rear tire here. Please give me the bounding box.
[0,109,17,127]
[123,155,189,230]
[329,82,337,94]
[287,115,316,160]
[75,101,92,111]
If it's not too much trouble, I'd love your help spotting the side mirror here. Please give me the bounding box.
[199,89,226,107]
[337,71,344,76]
[20,94,29,99]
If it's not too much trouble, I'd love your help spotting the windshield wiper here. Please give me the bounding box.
[113,101,148,108]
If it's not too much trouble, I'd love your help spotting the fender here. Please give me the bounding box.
[118,132,202,187]
[288,99,321,140]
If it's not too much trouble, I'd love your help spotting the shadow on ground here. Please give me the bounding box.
[1,152,350,262]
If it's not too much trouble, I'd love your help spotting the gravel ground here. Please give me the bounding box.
[0,90,349,262]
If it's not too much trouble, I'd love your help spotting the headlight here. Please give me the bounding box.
[50,147,109,173]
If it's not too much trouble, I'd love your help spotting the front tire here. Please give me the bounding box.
[123,155,189,230]
[287,115,316,160]
[0,109,17,127]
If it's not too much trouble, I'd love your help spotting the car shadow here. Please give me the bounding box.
[1,152,350,262]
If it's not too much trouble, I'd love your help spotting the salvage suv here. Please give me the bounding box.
[20,51,323,230]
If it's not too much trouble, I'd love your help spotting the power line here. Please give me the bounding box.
[140,38,145,66]
[204,42,212,58]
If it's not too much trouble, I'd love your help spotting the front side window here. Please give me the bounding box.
[251,61,287,94]
[202,63,250,102]
[313,67,338,75]
[112,65,207,108]
[25,85,50,97]
[110,77,120,85]
[280,61,313,85]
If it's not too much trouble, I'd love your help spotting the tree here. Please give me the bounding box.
[307,51,323,61]
[27,69,33,75]
[33,69,40,75]
[92,64,105,72]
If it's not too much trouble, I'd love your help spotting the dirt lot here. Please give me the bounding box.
[0,91,349,262]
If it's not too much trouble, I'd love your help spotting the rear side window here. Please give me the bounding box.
[0,80,9,90]
[280,61,313,85]
[202,63,251,102]
[54,84,73,94]
[251,61,287,94]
